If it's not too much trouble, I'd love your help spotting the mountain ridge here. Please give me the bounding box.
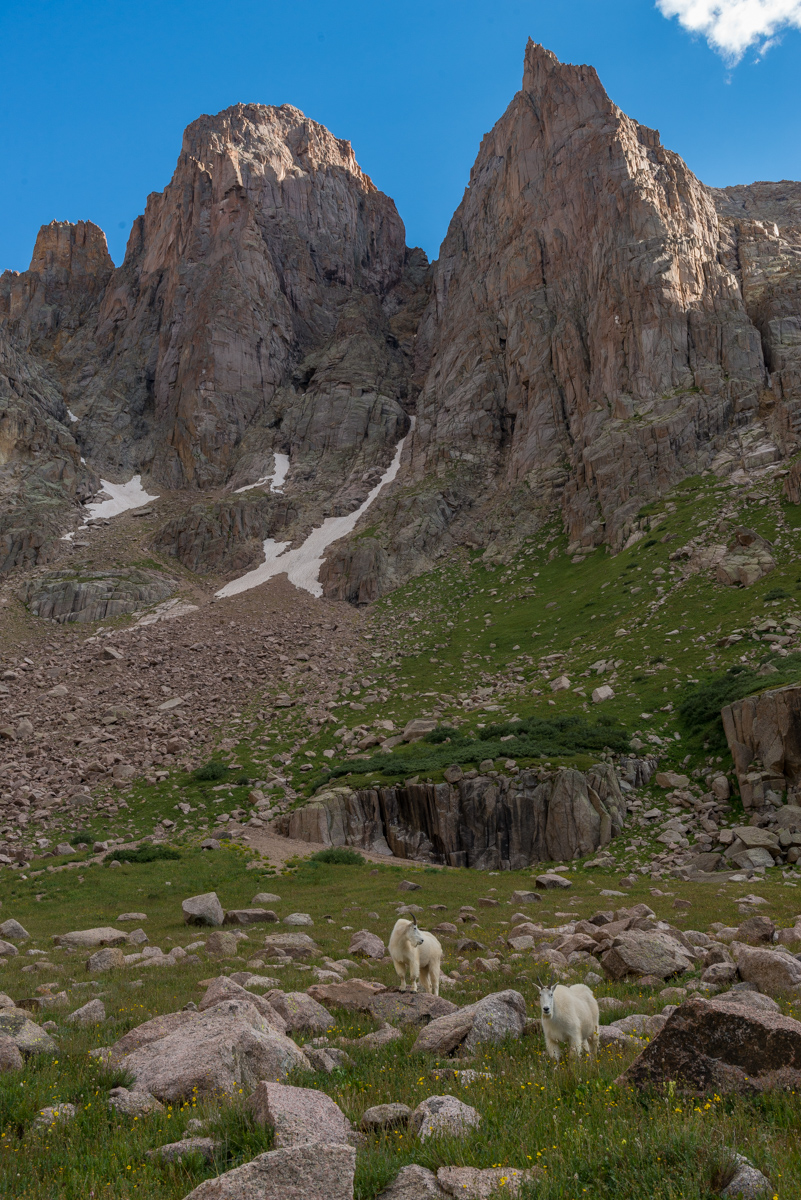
[1,41,800,600]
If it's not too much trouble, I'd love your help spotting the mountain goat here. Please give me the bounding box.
[537,982,599,1062]
[389,916,443,996]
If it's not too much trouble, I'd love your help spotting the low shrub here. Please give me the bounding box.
[677,659,801,749]
[193,761,230,782]
[322,714,629,782]
[309,847,365,865]
[107,844,181,865]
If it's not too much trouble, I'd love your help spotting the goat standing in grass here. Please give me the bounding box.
[389,916,443,995]
[537,982,599,1062]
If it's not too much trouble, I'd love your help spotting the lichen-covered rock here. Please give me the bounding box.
[618,995,801,1094]
[410,1095,481,1141]
[0,1010,57,1055]
[22,569,176,623]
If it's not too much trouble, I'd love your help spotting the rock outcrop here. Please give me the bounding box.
[715,527,776,587]
[327,41,799,596]
[271,763,626,868]
[86,103,421,492]
[1,110,426,577]
[22,568,177,623]
[722,685,801,808]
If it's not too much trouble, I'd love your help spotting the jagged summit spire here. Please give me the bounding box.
[521,38,611,115]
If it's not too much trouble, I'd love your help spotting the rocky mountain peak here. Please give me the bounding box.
[180,102,372,192]
[28,219,113,284]
[520,38,613,119]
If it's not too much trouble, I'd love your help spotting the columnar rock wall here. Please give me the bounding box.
[272,763,627,869]
[722,685,801,808]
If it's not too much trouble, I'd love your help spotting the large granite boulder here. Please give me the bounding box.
[197,976,287,1031]
[179,1142,356,1200]
[412,991,526,1055]
[112,999,310,1101]
[368,991,457,1026]
[181,892,224,927]
[731,943,801,995]
[247,1081,353,1147]
[306,979,386,1011]
[600,931,695,981]
[265,991,333,1033]
[722,685,801,809]
[618,995,801,1094]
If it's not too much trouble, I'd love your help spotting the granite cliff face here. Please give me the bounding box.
[325,42,800,598]
[79,104,423,493]
[1,44,800,594]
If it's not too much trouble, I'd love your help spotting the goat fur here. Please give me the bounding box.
[388,917,443,995]
[538,983,599,1062]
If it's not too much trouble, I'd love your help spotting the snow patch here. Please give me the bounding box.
[233,452,291,494]
[67,409,79,424]
[84,476,159,521]
[271,452,290,493]
[60,474,159,541]
[217,422,412,600]
[134,598,200,627]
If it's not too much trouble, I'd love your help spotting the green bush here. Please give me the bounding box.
[309,847,365,865]
[68,830,94,846]
[678,665,766,750]
[423,725,461,744]
[764,587,790,601]
[106,844,181,865]
[193,760,230,782]
[322,714,629,783]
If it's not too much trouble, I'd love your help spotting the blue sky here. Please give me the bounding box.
[1,0,799,271]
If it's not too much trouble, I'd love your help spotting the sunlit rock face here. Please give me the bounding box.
[409,40,769,557]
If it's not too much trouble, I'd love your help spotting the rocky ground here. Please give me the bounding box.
[1,850,800,1198]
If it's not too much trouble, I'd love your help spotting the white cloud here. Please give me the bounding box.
[656,0,801,61]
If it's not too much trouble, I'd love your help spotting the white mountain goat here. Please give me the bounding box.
[389,916,443,996]
[537,982,599,1062]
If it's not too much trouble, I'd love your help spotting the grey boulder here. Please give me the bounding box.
[411,1094,481,1141]
[179,1142,356,1200]
[247,1081,353,1147]
[114,998,310,1101]
[182,892,224,927]
[412,990,526,1055]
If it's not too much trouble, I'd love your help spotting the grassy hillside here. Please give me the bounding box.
[25,462,801,884]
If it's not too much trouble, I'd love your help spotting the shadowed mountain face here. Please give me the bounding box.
[1,44,799,593]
